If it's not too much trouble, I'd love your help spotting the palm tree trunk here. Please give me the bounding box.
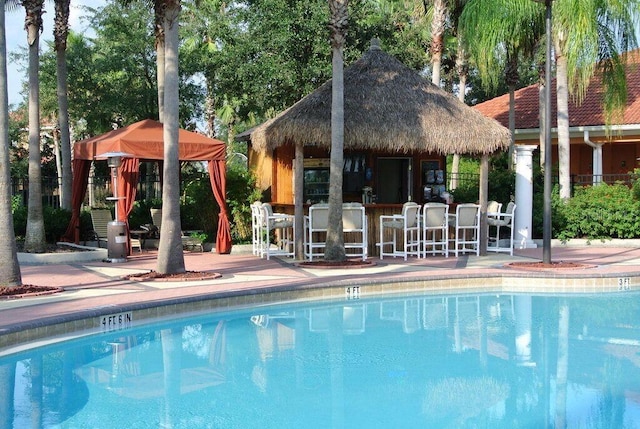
[505,52,519,170]
[450,37,468,190]
[538,69,546,168]
[54,0,72,210]
[24,0,46,253]
[156,0,185,274]
[430,0,447,87]
[555,47,571,200]
[325,0,348,262]
[155,0,166,122]
[204,79,216,138]
[0,2,22,286]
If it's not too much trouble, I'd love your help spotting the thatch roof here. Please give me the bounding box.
[249,39,510,155]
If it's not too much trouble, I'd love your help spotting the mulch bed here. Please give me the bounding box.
[0,285,63,299]
[123,271,222,282]
[506,261,595,270]
[297,259,376,269]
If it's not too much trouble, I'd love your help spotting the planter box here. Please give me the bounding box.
[18,243,107,265]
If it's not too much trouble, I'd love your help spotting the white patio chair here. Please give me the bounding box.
[422,202,449,258]
[342,203,367,260]
[378,202,421,260]
[487,200,502,216]
[305,203,329,260]
[260,203,295,259]
[449,203,480,257]
[487,202,516,255]
[251,201,264,256]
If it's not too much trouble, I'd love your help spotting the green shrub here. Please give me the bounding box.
[554,183,640,241]
[226,167,262,244]
[43,207,72,242]
[12,204,27,238]
[12,204,72,242]
[79,209,94,242]
[181,177,217,242]
[128,199,155,229]
[448,154,515,206]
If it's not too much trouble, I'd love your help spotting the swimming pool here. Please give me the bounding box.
[1,290,639,428]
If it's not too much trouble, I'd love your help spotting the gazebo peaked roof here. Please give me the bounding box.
[250,39,510,155]
[74,119,226,161]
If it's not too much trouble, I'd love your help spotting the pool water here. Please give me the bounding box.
[1,291,639,428]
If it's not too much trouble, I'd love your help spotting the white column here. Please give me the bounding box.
[584,131,603,185]
[514,145,538,249]
[592,144,603,185]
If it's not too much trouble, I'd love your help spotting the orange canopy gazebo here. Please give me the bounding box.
[62,119,232,254]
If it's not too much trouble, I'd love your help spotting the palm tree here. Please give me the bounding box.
[324,0,348,262]
[118,0,166,121]
[22,0,47,253]
[461,0,638,200]
[153,0,165,122]
[430,0,448,87]
[459,0,542,169]
[54,0,72,210]
[449,0,469,189]
[449,32,466,190]
[156,0,185,274]
[0,0,23,287]
[181,0,232,138]
[552,0,638,199]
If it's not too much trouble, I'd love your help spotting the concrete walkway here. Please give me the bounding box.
[1,243,640,353]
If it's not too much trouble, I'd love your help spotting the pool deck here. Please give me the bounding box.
[2,242,640,352]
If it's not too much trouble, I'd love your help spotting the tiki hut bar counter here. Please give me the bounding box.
[240,40,510,257]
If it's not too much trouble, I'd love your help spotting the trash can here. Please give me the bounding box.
[107,221,128,263]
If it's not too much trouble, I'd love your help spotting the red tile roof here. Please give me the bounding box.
[474,49,640,128]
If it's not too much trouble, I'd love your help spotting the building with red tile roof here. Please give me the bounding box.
[475,49,640,182]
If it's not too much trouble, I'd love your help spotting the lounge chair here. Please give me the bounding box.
[90,208,112,248]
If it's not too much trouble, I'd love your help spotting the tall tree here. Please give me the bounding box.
[324,0,348,262]
[430,0,448,87]
[552,0,638,199]
[156,0,185,274]
[117,0,167,121]
[154,0,165,122]
[53,0,72,210]
[449,0,469,189]
[0,0,23,287]
[22,0,46,253]
[459,0,542,169]
[461,0,638,200]
[181,0,235,136]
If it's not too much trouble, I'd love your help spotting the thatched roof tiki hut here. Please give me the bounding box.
[244,39,510,257]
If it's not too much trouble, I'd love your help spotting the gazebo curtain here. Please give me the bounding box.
[117,158,140,254]
[208,159,232,254]
[62,159,92,243]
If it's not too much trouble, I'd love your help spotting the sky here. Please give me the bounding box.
[6,1,106,107]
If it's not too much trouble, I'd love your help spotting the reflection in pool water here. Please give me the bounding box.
[1,291,639,428]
